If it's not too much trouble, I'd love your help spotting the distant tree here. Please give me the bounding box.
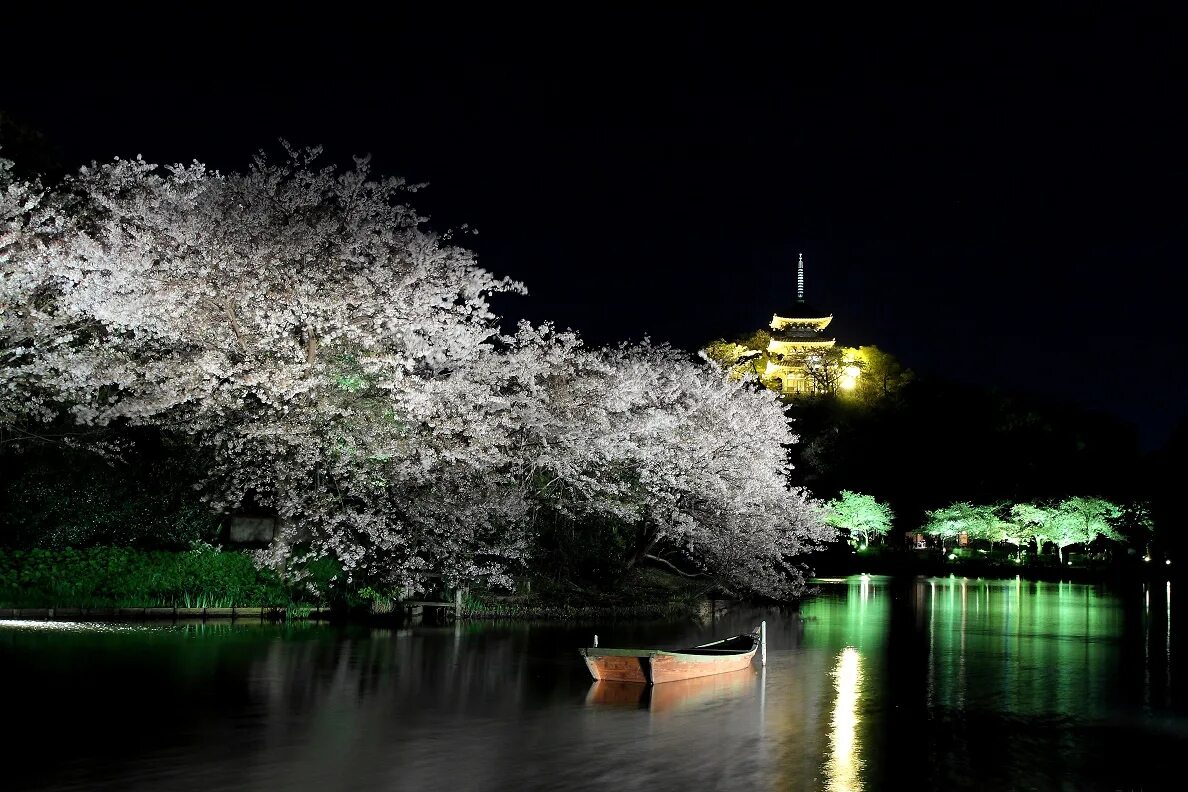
[703,339,750,367]
[1009,502,1053,556]
[1115,501,1154,549]
[703,331,769,382]
[923,502,975,548]
[1047,497,1123,563]
[825,490,894,548]
[703,339,764,380]
[801,347,849,394]
[843,345,913,403]
[923,502,1001,551]
[737,329,772,354]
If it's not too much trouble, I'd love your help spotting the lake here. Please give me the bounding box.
[1,575,1183,790]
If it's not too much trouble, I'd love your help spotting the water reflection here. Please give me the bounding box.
[1,577,1184,791]
[0,619,146,632]
[825,647,863,792]
[911,576,1127,717]
[585,668,760,713]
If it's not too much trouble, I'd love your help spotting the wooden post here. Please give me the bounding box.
[454,588,463,620]
[760,621,767,667]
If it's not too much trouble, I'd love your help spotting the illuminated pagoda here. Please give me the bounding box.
[762,253,840,394]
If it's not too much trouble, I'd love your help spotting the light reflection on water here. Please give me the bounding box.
[0,619,148,632]
[825,647,862,792]
[0,576,1184,791]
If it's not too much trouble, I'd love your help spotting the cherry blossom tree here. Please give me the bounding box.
[2,146,831,598]
[1,150,56,431]
[517,342,833,598]
[4,146,532,587]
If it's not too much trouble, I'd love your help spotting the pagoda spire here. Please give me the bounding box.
[796,252,805,303]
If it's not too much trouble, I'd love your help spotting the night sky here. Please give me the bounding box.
[3,7,1185,448]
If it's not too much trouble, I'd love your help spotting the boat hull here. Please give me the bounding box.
[580,650,651,683]
[579,641,758,684]
[650,649,756,683]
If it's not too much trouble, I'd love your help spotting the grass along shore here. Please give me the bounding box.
[0,547,717,621]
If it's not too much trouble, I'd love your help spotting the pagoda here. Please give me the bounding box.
[762,253,836,394]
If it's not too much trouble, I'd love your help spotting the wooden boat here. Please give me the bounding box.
[579,628,761,684]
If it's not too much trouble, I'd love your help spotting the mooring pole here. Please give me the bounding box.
[760,621,767,667]
[593,634,599,648]
[454,588,463,619]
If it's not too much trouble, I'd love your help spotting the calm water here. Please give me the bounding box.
[1,576,1184,791]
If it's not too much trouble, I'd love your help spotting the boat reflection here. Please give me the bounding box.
[585,667,759,713]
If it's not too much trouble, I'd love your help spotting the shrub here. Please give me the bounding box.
[0,546,294,608]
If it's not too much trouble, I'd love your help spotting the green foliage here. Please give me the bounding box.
[0,446,219,549]
[703,336,768,381]
[1115,501,1154,543]
[331,353,374,394]
[0,546,296,608]
[534,512,637,588]
[1047,497,1124,549]
[335,373,369,392]
[703,339,748,366]
[825,490,894,547]
[924,502,998,543]
[799,346,849,394]
[843,345,913,404]
[267,554,349,604]
[924,497,1127,562]
[737,329,772,351]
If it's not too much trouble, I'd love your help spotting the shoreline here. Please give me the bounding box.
[809,551,1178,584]
[4,560,1175,628]
[0,595,714,625]
[0,606,329,623]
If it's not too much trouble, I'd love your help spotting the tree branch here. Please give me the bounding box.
[642,553,705,578]
[222,301,248,353]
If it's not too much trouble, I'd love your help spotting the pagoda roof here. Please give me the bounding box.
[770,309,833,334]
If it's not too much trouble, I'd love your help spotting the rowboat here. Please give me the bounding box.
[579,627,762,684]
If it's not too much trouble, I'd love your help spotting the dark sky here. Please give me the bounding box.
[3,7,1185,448]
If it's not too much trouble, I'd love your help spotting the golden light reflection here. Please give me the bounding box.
[826,646,863,792]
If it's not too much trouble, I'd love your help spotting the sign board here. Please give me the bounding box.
[229,516,278,543]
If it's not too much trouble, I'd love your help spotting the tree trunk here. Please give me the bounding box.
[305,332,318,366]
[623,522,662,572]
